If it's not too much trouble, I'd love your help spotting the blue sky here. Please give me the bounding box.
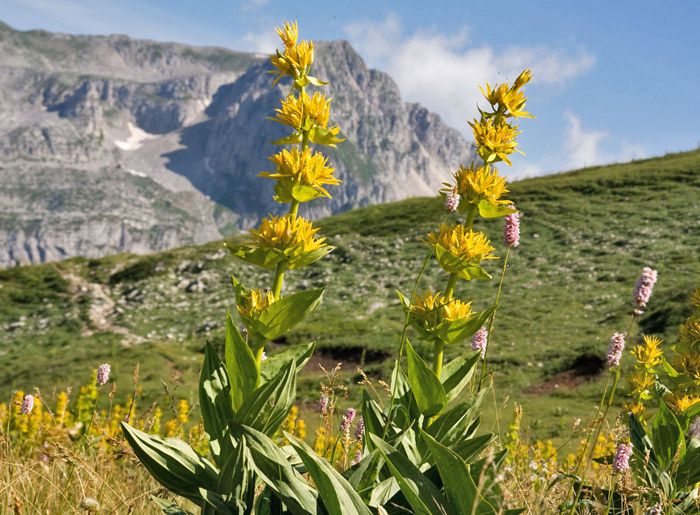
[4,0,700,179]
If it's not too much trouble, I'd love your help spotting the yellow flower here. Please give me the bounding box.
[665,392,700,414]
[251,214,325,252]
[237,288,276,322]
[261,147,341,201]
[680,318,700,346]
[469,117,523,166]
[269,21,315,86]
[425,223,496,264]
[625,400,646,421]
[177,399,190,425]
[690,286,700,308]
[674,351,700,381]
[409,290,474,329]
[479,69,534,119]
[630,335,664,369]
[626,370,655,397]
[271,91,331,131]
[442,162,511,207]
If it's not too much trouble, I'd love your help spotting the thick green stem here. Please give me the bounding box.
[433,340,445,379]
[289,199,300,218]
[478,247,510,391]
[272,261,287,301]
[465,203,478,229]
[444,273,458,299]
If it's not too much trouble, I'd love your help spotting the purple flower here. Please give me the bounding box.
[340,407,356,434]
[318,394,328,415]
[633,267,658,311]
[21,394,34,415]
[355,417,365,440]
[445,190,459,213]
[350,449,362,466]
[689,416,700,439]
[97,363,111,386]
[612,442,633,472]
[472,327,488,359]
[503,209,520,247]
[606,332,626,367]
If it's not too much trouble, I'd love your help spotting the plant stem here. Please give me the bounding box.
[433,340,445,380]
[289,199,300,218]
[272,261,287,300]
[478,247,510,391]
[444,273,458,299]
[465,203,478,229]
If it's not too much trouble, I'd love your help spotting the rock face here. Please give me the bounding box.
[0,21,474,266]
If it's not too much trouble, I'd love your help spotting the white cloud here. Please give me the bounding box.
[344,14,596,133]
[235,28,279,53]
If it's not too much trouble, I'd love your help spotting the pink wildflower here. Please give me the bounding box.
[606,332,626,367]
[318,394,328,415]
[472,327,488,359]
[612,442,633,472]
[503,209,520,247]
[340,407,356,434]
[351,449,362,466]
[633,267,658,313]
[445,189,459,213]
[97,363,111,386]
[355,417,365,440]
[21,394,34,415]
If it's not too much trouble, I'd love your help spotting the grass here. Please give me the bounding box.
[1,148,699,447]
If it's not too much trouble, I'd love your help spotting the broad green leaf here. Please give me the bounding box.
[477,200,516,219]
[347,448,384,498]
[200,340,236,464]
[224,244,285,270]
[288,245,335,269]
[629,414,654,458]
[426,389,488,448]
[367,478,400,508]
[369,434,452,515]
[292,185,323,202]
[270,132,303,145]
[451,433,497,464]
[199,489,236,515]
[151,497,193,515]
[215,436,254,514]
[458,265,493,281]
[438,305,496,345]
[653,400,685,469]
[405,340,446,417]
[309,126,345,146]
[286,433,373,515]
[235,360,296,436]
[441,350,481,403]
[260,342,315,385]
[434,243,470,274]
[256,288,325,340]
[361,390,386,447]
[230,422,320,515]
[121,423,217,505]
[224,312,259,411]
[420,429,495,514]
[676,445,700,488]
[307,75,330,86]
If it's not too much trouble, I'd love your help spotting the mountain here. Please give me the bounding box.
[2,149,699,438]
[0,21,473,267]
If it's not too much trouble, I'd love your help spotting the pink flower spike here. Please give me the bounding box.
[445,190,459,213]
[606,332,626,367]
[612,442,633,472]
[21,394,34,415]
[633,267,658,309]
[503,208,520,247]
[97,363,111,386]
[472,327,488,359]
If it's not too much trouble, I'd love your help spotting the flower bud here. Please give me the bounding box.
[634,267,658,309]
[612,442,633,472]
[503,209,520,247]
[606,332,626,367]
[472,327,488,359]
[97,363,111,386]
[21,394,34,415]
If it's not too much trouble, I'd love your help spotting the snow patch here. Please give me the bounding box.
[115,122,157,151]
[125,168,147,178]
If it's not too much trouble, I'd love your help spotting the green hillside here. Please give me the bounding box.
[2,148,699,440]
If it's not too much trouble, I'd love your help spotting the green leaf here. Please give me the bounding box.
[224,313,259,411]
[438,304,496,345]
[361,390,386,446]
[230,422,320,515]
[121,423,217,505]
[451,433,496,464]
[676,445,700,488]
[458,265,493,281]
[367,478,400,508]
[434,243,470,274]
[200,340,236,465]
[199,489,236,515]
[235,360,296,436]
[441,350,481,403]
[291,185,324,202]
[288,245,335,269]
[652,400,685,469]
[396,289,411,309]
[309,126,345,146]
[286,433,373,515]
[224,244,285,270]
[215,435,254,514]
[369,434,452,515]
[270,132,303,145]
[426,389,488,448]
[151,497,193,515]
[405,340,446,417]
[256,288,325,339]
[307,75,330,86]
[420,429,496,514]
[477,200,516,219]
[260,342,315,385]
[347,448,384,499]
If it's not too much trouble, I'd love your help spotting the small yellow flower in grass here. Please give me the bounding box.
[630,335,664,370]
[250,214,326,255]
[665,392,700,414]
[261,147,341,202]
[469,117,523,166]
[425,223,496,267]
[442,162,512,207]
[479,69,535,119]
[271,91,331,131]
[409,290,474,330]
[237,288,276,322]
[626,370,655,398]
